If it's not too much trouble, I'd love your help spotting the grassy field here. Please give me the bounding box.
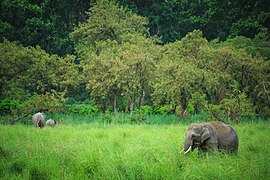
[0,115,269,179]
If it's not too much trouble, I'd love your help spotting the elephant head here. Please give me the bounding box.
[183,123,212,154]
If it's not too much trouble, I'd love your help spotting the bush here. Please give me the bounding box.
[0,99,19,115]
[154,105,171,115]
[0,92,67,124]
[66,104,99,115]
[140,105,153,114]
[13,92,65,115]
[130,113,147,124]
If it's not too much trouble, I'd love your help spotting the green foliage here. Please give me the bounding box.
[253,29,270,59]
[71,1,158,115]
[66,104,99,115]
[71,0,148,58]
[154,105,172,115]
[129,113,147,124]
[0,39,33,101]
[0,39,80,107]
[1,0,269,56]
[117,0,270,43]
[139,105,153,114]
[0,0,91,56]
[12,92,65,116]
[188,92,208,114]
[0,40,79,119]
[223,30,270,59]
[153,30,214,116]
[0,92,67,124]
[0,99,19,115]
[152,29,269,119]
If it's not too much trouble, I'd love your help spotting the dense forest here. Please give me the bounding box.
[0,0,269,122]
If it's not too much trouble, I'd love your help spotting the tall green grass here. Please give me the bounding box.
[0,119,269,179]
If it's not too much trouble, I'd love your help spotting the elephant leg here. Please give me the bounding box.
[199,146,207,152]
[198,146,208,156]
[217,145,238,155]
[227,147,238,155]
[199,142,218,155]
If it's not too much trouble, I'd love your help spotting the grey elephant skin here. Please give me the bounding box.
[183,121,238,154]
[46,119,56,127]
[32,112,45,128]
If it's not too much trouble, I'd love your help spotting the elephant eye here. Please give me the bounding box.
[191,134,195,139]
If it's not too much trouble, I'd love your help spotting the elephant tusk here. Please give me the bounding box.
[184,146,192,154]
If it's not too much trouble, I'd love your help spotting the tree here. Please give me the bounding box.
[71,0,157,116]
[117,0,270,43]
[71,0,148,60]
[117,33,158,116]
[153,29,269,120]
[0,40,79,102]
[0,0,91,56]
[217,37,270,118]
[153,30,217,117]
[0,39,34,100]
[83,39,124,114]
[80,34,158,116]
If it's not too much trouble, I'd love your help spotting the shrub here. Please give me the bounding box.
[0,99,19,115]
[140,105,153,114]
[130,113,147,124]
[66,104,99,115]
[154,105,171,115]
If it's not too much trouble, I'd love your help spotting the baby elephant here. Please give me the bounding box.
[183,121,238,154]
[46,119,57,127]
[32,112,45,128]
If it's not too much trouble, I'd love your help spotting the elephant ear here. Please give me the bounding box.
[201,126,211,143]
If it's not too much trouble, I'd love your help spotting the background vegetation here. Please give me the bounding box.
[0,0,269,123]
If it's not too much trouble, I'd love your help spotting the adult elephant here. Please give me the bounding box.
[32,112,45,128]
[183,122,238,154]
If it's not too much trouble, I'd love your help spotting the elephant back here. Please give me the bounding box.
[32,112,45,127]
[46,119,56,127]
[209,122,238,152]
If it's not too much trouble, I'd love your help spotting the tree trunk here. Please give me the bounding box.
[235,97,241,125]
[130,90,135,117]
[179,90,188,119]
[113,94,118,118]
[130,63,140,117]
[137,89,145,114]
[180,108,186,118]
[130,99,134,117]
[125,104,129,113]
[194,104,199,114]
[171,104,176,114]
[235,116,239,125]
[227,106,231,125]
[179,104,188,119]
